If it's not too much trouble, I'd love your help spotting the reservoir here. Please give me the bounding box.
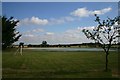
[24,48,116,52]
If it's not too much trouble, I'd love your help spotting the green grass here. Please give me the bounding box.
[2,49,118,78]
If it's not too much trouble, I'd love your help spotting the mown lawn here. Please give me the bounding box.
[2,48,118,78]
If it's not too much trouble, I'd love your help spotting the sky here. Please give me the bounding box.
[2,2,118,45]
[2,0,120,2]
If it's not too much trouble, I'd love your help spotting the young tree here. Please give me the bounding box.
[2,16,21,50]
[82,14,120,71]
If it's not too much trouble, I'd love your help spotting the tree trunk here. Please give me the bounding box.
[105,53,109,71]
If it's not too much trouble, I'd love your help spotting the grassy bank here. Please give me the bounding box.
[2,49,118,78]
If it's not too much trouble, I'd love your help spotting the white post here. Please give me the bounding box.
[20,45,22,55]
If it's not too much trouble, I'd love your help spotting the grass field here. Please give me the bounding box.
[2,48,119,78]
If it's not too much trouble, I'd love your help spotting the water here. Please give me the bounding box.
[24,47,116,51]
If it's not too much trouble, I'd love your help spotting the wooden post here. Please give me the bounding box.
[20,45,22,55]
[14,48,19,55]
[14,42,24,55]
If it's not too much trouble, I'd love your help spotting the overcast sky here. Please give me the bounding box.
[2,2,118,44]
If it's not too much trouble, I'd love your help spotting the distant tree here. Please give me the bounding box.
[28,44,32,47]
[2,16,21,49]
[82,14,120,71]
[41,41,48,47]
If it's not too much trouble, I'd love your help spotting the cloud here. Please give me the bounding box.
[23,28,44,34]
[49,18,65,24]
[71,8,89,17]
[24,34,34,37]
[18,26,95,44]
[45,32,54,35]
[63,16,75,22]
[71,7,112,17]
[77,26,95,30]
[49,16,75,24]
[31,16,48,25]
[19,16,49,26]
[18,16,75,26]
[21,28,44,42]
[17,7,112,27]
[91,7,112,15]
[18,25,116,45]
[63,26,95,43]
[32,28,44,33]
